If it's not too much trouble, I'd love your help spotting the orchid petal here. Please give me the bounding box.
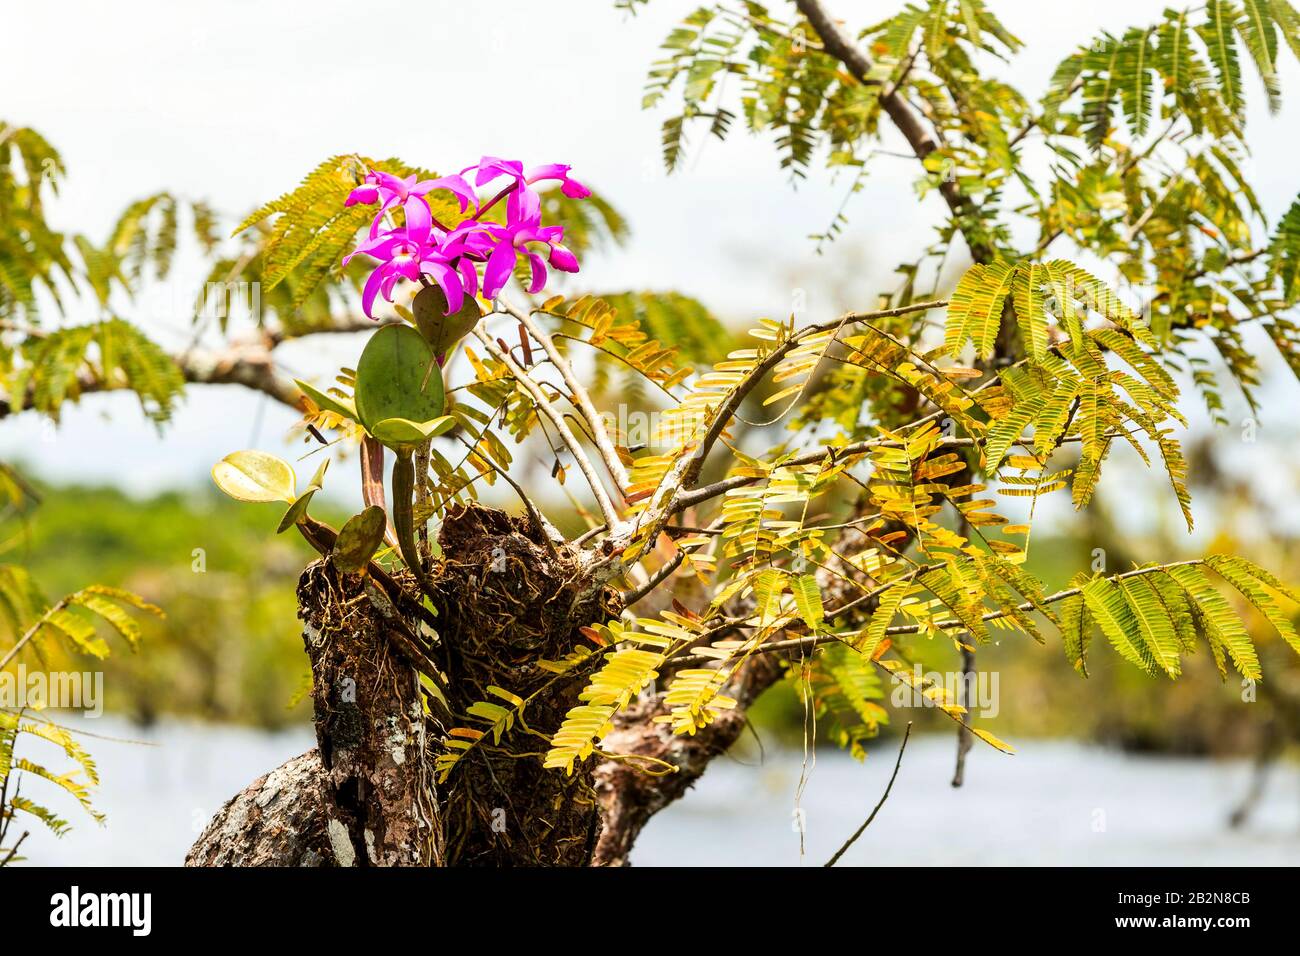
[437,272,465,315]
[372,170,408,196]
[548,243,579,273]
[361,267,385,318]
[418,174,477,213]
[404,195,432,245]
[458,257,479,297]
[559,176,591,199]
[525,163,570,183]
[509,186,541,226]
[483,240,517,299]
[345,184,380,206]
[525,252,548,294]
[345,232,403,265]
[397,257,422,282]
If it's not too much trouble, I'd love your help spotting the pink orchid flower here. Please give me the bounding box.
[467,157,591,223]
[345,170,478,238]
[481,217,578,299]
[341,159,589,319]
[344,225,473,318]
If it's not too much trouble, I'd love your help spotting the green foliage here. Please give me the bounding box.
[193,4,1300,797]
[1050,0,1300,140]
[639,3,1300,422]
[333,506,387,574]
[0,584,160,671]
[534,291,733,417]
[942,258,1191,524]
[0,472,315,854]
[799,643,889,759]
[545,621,673,773]
[102,191,220,290]
[2,318,184,424]
[1,711,103,861]
[5,480,320,727]
[437,685,531,782]
[0,581,161,856]
[0,123,200,434]
[524,242,1295,773]
[353,324,446,448]
[1268,195,1300,302]
[0,123,72,323]
[234,155,460,311]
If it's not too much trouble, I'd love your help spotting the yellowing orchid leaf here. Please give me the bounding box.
[212,451,296,504]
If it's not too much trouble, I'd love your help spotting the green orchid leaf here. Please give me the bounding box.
[305,456,329,493]
[276,487,318,533]
[370,415,457,445]
[273,456,330,533]
[354,324,445,449]
[332,505,388,573]
[295,378,358,422]
[412,285,483,360]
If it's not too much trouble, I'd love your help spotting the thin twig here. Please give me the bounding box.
[0,830,28,868]
[824,722,912,867]
[501,296,630,493]
[573,523,608,548]
[672,429,1104,515]
[472,326,620,527]
[620,551,686,608]
[951,641,976,788]
[647,299,949,530]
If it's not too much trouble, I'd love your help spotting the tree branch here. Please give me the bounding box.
[623,299,948,551]
[665,558,1206,668]
[793,0,993,263]
[0,341,307,420]
[620,550,685,608]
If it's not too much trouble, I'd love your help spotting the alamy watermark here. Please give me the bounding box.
[0,665,104,717]
[889,663,1000,718]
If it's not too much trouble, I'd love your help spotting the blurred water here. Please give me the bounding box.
[12,715,1300,866]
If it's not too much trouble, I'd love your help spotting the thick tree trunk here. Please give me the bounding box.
[188,503,621,866]
[297,560,439,865]
[185,751,330,866]
[186,496,882,867]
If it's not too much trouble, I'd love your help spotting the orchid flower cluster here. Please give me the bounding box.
[342,158,590,318]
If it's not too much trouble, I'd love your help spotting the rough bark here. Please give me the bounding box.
[297,560,439,866]
[188,502,624,867]
[185,751,331,866]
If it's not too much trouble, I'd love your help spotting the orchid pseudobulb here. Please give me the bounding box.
[343,157,587,319]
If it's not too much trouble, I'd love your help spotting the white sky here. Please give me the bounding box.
[2,0,1299,537]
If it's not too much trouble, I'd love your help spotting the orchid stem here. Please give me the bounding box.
[391,448,439,603]
[473,181,519,221]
